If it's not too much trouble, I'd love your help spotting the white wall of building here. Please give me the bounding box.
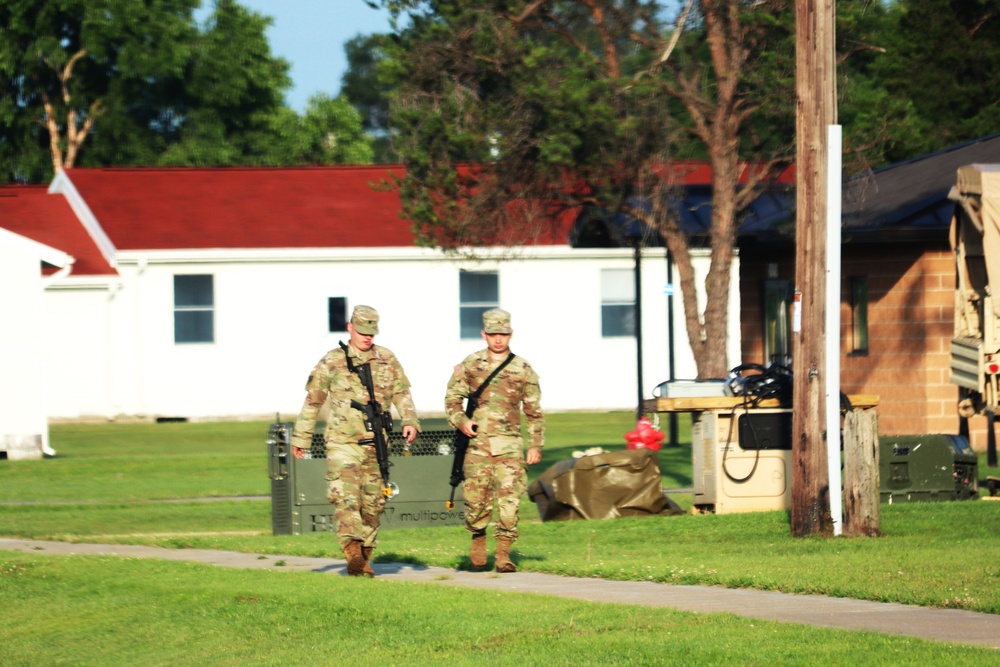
[41,280,122,419]
[41,245,739,421]
[0,230,69,457]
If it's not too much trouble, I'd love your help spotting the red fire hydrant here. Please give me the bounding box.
[623,417,665,452]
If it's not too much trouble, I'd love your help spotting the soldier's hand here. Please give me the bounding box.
[292,446,305,460]
[526,447,542,465]
[402,424,418,444]
[460,421,478,438]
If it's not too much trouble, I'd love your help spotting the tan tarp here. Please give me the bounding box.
[527,448,684,522]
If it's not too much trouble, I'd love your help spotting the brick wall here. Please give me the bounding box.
[739,240,991,452]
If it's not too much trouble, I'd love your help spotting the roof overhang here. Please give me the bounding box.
[0,227,71,268]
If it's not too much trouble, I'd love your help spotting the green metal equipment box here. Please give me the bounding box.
[878,434,979,503]
[267,421,465,534]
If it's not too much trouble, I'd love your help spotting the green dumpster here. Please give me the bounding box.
[267,420,465,534]
[878,434,979,503]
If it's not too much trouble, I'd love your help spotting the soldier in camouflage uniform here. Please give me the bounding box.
[445,308,544,573]
[290,305,420,577]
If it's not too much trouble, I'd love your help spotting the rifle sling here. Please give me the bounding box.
[466,352,516,415]
[340,341,374,401]
[447,352,517,499]
[340,342,392,486]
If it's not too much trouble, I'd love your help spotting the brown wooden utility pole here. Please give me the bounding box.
[791,0,837,536]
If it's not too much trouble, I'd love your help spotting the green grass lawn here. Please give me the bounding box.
[2,550,991,667]
[4,551,991,667]
[1,413,999,664]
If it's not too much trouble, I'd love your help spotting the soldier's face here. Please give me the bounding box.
[483,331,512,354]
[347,322,375,351]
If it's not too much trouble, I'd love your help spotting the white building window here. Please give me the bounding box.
[174,274,214,344]
[460,271,498,339]
[328,297,348,332]
[601,269,635,337]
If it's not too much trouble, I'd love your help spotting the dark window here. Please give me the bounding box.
[459,271,499,338]
[763,280,791,366]
[328,297,348,332]
[851,276,869,354]
[174,275,214,344]
[601,269,635,337]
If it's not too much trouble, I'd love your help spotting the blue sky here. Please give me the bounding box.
[196,1,394,113]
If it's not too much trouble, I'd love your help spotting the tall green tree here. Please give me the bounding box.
[341,33,397,162]
[296,93,374,164]
[0,0,375,182]
[379,0,795,378]
[868,0,1000,161]
[157,0,292,166]
[0,0,201,182]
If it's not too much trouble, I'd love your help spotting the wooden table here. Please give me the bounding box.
[642,394,879,414]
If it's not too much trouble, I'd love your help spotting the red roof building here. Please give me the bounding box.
[0,185,114,276]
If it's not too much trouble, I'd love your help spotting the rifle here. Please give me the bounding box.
[340,342,396,498]
[446,353,515,509]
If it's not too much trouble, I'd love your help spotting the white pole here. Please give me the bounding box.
[826,124,843,536]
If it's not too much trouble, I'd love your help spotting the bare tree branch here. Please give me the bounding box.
[41,95,63,173]
[653,0,696,71]
[38,49,99,172]
[836,43,885,65]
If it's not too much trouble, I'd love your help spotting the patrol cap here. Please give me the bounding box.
[351,304,380,335]
[482,308,512,334]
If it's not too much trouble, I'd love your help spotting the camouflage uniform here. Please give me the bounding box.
[445,344,543,542]
[291,330,419,552]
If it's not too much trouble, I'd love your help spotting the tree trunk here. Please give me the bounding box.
[659,0,750,381]
[699,151,739,379]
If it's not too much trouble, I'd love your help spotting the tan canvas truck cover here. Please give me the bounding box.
[949,164,1000,412]
[527,448,684,521]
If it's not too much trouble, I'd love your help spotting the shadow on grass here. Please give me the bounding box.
[372,550,548,573]
[375,552,434,570]
[311,563,350,575]
[308,558,451,577]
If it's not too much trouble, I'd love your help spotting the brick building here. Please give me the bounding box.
[738,134,1000,451]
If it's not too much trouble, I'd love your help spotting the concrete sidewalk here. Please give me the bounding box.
[2,538,998,650]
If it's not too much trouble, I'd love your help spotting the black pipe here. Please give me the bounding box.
[667,250,678,446]
[634,240,644,421]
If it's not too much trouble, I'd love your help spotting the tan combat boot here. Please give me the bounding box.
[494,536,516,573]
[361,546,376,578]
[343,540,365,576]
[470,532,487,569]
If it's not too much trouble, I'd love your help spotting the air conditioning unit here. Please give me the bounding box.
[691,408,793,514]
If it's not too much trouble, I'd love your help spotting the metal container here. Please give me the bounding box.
[268,421,465,534]
[878,434,979,503]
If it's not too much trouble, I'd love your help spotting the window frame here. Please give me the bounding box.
[459,270,499,339]
[850,276,869,355]
[173,274,215,344]
[601,268,636,338]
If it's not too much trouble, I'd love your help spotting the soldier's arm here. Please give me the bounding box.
[290,361,330,453]
[444,362,473,429]
[388,356,420,433]
[521,367,545,451]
